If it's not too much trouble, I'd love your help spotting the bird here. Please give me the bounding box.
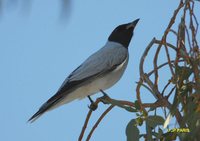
[28,19,139,122]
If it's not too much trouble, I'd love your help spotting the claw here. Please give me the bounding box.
[87,96,98,111]
[99,90,110,104]
[88,103,98,111]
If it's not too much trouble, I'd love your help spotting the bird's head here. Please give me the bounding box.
[108,19,139,48]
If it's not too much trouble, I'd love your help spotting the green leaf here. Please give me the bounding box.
[146,115,165,128]
[126,119,140,141]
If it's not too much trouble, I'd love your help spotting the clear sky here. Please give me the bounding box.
[1,0,199,141]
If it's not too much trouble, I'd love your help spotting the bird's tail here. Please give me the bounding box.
[28,94,71,123]
[28,94,64,123]
[28,89,77,122]
[28,102,53,123]
[28,110,44,123]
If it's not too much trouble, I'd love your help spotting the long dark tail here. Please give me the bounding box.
[28,95,63,123]
[28,81,77,122]
[28,102,53,123]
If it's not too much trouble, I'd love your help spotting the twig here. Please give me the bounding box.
[166,86,176,99]
[161,80,171,96]
[86,105,114,141]
[147,60,184,76]
[78,98,101,141]
[78,109,93,141]
[185,25,192,50]
[164,43,175,76]
[111,99,168,108]
[79,94,171,141]
[169,29,178,36]
[153,0,184,90]
[154,39,177,51]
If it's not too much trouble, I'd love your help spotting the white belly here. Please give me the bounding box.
[53,57,128,108]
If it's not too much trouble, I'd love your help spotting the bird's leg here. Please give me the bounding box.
[99,89,109,104]
[100,89,108,97]
[87,96,98,111]
[88,95,94,103]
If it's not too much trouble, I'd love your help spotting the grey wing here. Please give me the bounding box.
[54,45,128,95]
[28,44,127,122]
[66,45,128,82]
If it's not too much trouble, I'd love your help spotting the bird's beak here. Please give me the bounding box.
[126,18,140,29]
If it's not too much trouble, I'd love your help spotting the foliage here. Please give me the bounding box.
[133,0,200,140]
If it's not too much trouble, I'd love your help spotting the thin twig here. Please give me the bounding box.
[147,60,184,76]
[78,98,102,141]
[86,105,114,141]
[164,43,175,76]
[78,109,93,141]
[137,38,156,110]
[161,80,171,96]
[154,39,177,51]
[169,29,178,36]
[166,86,176,99]
[153,0,184,90]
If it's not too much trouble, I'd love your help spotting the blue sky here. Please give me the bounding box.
[1,0,199,141]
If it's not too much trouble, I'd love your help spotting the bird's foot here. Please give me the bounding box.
[99,89,110,104]
[87,96,98,111]
[88,104,98,111]
[100,89,108,97]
